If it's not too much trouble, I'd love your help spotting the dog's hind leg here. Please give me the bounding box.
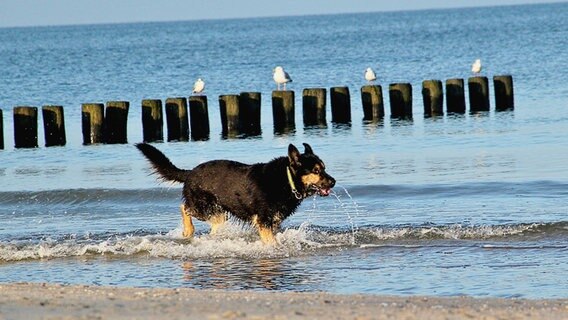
[208,213,227,235]
[180,203,195,238]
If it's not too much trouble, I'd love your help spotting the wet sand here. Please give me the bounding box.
[0,283,566,319]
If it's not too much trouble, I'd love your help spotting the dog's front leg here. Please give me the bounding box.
[257,225,276,244]
[252,215,276,244]
[180,203,195,238]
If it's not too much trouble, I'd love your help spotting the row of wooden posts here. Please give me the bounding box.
[0,75,513,149]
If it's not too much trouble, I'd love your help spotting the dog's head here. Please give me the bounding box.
[288,143,336,197]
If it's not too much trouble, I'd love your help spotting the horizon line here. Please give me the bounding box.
[0,1,560,30]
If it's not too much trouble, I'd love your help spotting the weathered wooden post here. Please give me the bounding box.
[361,85,384,121]
[272,90,295,132]
[82,103,104,145]
[330,86,351,123]
[219,95,240,137]
[468,76,490,112]
[422,80,444,117]
[141,99,163,142]
[302,88,327,126]
[389,83,413,119]
[189,95,210,141]
[493,75,514,111]
[13,106,38,148]
[445,79,466,114]
[239,92,261,135]
[42,105,66,147]
[104,101,129,144]
[165,97,189,142]
[0,109,4,150]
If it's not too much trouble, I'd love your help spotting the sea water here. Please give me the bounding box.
[0,3,567,298]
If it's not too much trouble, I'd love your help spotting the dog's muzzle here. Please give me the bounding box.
[310,174,335,197]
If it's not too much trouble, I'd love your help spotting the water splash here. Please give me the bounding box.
[330,184,364,245]
[1,222,565,262]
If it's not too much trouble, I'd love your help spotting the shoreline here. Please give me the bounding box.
[0,283,566,319]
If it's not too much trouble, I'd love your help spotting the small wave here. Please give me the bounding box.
[0,222,329,262]
[346,181,568,199]
[0,188,180,207]
[1,221,565,262]
[481,244,568,250]
[357,222,568,241]
[1,180,566,207]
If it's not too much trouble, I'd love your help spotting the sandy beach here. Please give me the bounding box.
[0,283,565,319]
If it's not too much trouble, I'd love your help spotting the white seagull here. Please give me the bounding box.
[192,78,205,95]
[273,66,292,91]
[364,67,377,83]
[471,59,482,75]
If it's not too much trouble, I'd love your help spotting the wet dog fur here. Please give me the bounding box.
[135,143,335,244]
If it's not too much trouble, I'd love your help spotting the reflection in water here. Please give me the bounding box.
[303,125,328,138]
[273,126,296,137]
[362,120,385,137]
[181,257,319,291]
[470,110,490,118]
[330,123,351,135]
[390,118,414,127]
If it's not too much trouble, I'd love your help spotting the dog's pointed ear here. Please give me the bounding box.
[303,143,314,155]
[288,144,301,167]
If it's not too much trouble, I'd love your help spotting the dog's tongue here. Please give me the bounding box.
[319,188,331,196]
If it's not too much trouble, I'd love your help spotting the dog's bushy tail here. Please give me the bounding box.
[135,143,188,183]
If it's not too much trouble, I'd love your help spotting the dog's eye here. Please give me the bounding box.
[313,168,320,174]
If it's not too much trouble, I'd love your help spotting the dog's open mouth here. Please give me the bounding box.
[310,185,332,197]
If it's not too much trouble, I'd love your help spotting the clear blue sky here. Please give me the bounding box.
[0,0,562,28]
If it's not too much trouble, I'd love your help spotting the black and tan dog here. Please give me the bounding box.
[136,143,335,244]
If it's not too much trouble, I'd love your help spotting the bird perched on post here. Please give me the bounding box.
[365,67,377,83]
[273,66,292,91]
[192,78,205,95]
[471,59,482,75]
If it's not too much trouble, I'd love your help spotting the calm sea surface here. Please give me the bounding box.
[0,3,567,298]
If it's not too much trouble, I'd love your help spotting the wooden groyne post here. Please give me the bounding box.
[239,92,261,135]
[82,103,104,145]
[105,101,129,144]
[422,80,444,117]
[330,86,351,123]
[165,98,189,142]
[493,75,514,111]
[389,83,413,119]
[219,95,240,137]
[468,76,490,112]
[361,85,384,121]
[189,95,210,140]
[272,90,295,132]
[302,88,327,126]
[141,99,163,142]
[13,106,38,148]
[445,79,466,114]
[42,105,66,147]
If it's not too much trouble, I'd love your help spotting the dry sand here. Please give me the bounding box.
[0,282,566,319]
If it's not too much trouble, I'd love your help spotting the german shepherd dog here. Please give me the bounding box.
[136,143,335,244]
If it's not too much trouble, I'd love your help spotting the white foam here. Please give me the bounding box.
[0,223,553,262]
[0,222,327,262]
[367,223,543,240]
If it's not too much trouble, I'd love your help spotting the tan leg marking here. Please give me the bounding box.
[208,213,227,235]
[252,215,276,244]
[180,203,195,238]
[257,225,276,244]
